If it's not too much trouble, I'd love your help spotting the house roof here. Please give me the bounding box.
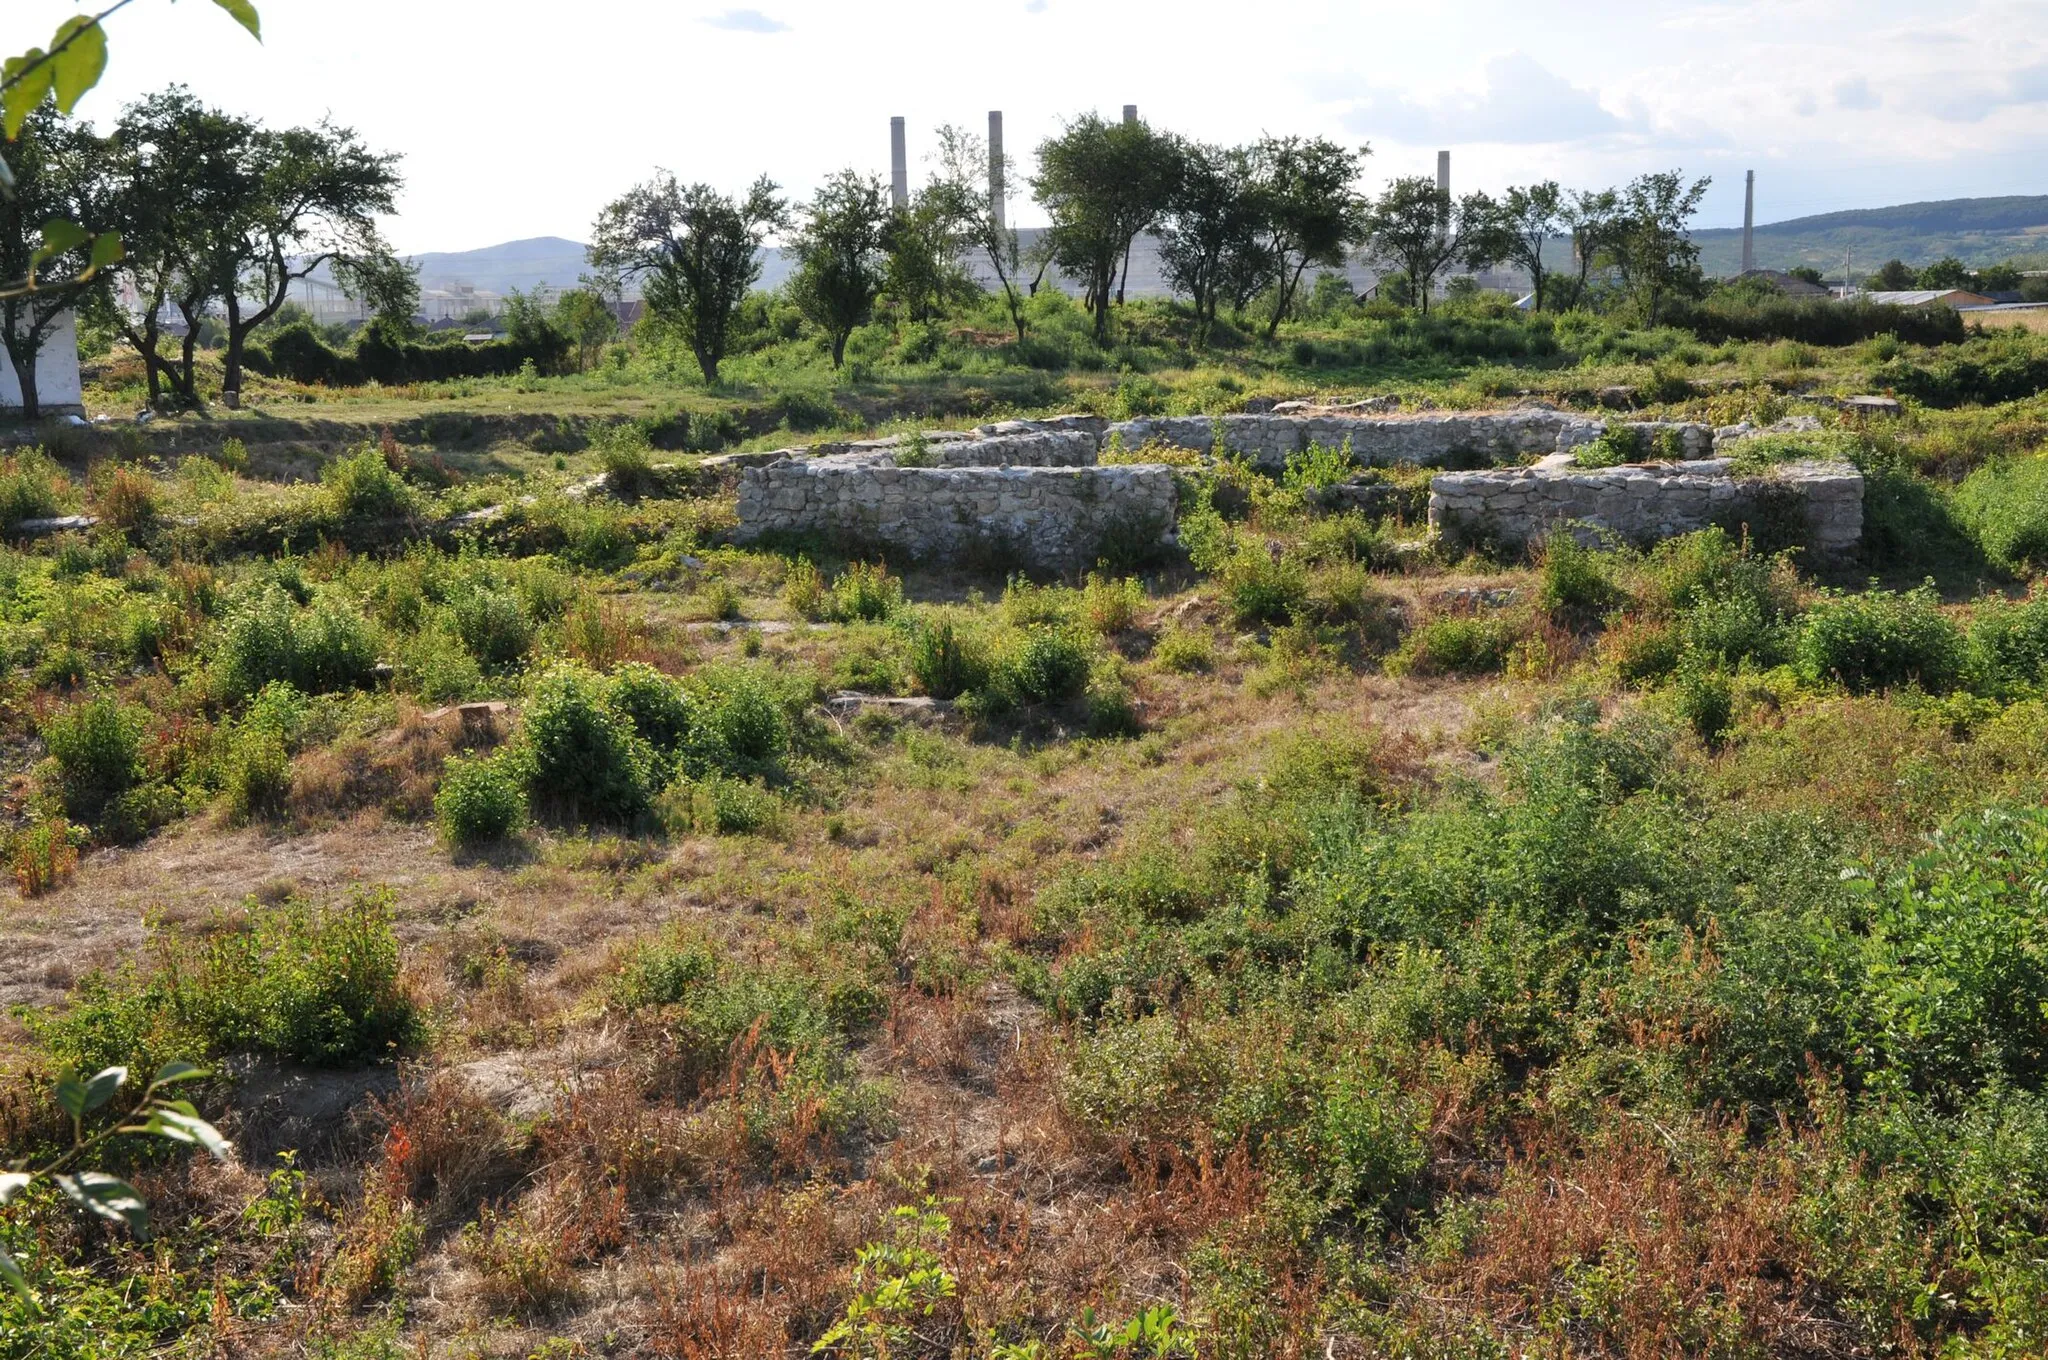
[1863,289,1997,307]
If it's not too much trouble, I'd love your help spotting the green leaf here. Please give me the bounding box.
[0,1245,28,1309]
[138,1105,230,1160]
[51,1172,149,1233]
[3,51,55,140]
[209,0,264,40]
[86,230,125,273]
[149,1060,210,1088]
[53,1071,87,1121]
[80,1066,128,1114]
[48,18,107,114]
[0,1171,31,1204]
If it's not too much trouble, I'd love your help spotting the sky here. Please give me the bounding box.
[27,0,2048,255]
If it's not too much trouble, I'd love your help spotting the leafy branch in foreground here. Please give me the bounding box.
[0,0,261,297]
[0,1060,229,1313]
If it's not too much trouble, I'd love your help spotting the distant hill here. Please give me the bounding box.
[410,237,596,295]
[1691,196,2048,276]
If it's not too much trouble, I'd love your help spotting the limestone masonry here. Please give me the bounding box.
[729,406,1865,569]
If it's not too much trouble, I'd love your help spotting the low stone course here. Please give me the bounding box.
[1106,408,1602,469]
[1428,457,1863,560]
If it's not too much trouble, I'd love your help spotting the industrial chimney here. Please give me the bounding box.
[989,110,1006,228]
[1742,171,1755,274]
[1436,150,1450,195]
[1123,104,1138,125]
[890,117,908,209]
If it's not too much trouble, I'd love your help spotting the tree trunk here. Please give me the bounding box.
[1266,256,1310,340]
[222,294,245,398]
[1116,240,1133,307]
[831,330,847,368]
[10,350,40,423]
[694,341,719,385]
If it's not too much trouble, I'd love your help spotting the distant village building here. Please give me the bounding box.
[1735,269,1831,298]
[1,311,85,419]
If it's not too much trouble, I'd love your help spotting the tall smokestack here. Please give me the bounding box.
[1436,150,1450,195]
[1742,170,1755,274]
[1123,104,1138,125]
[890,117,908,209]
[988,110,1006,229]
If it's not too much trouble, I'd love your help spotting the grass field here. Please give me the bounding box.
[5,297,2048,1359]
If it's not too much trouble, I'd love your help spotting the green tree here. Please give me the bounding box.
[588,172,785,384]
[1917,256,1971,290]
[1468,180,1563,310]
[1868,258,1917,290]
[0,106,104,418]
[1033,112,1182,345]
[1157,141,1266,343]
[205,119,402,398]
[1361,176,1487,315]
[932,123,1037,344]
[1975,262,2021,294]
[1558,186,1621,307]
[553,287,617,371]
[789,169,890,367]
[1610,170,1710,324]
[1248,135,1369,337]
[93,88,247,407]
[334,247,420,339]
[883,174,977,326]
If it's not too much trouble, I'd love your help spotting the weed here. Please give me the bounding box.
[436,755,525,846]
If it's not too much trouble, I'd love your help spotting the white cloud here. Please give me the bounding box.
[1340,53,1629,146]
[1834,77,1880,111]
[701,9,788,32]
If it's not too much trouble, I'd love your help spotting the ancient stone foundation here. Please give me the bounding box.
[734,461,1176,569]
[1428,457,1863,561]
[729,406,1864,571]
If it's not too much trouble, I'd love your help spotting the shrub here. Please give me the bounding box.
[830,561,902,623]
[1968,595,2048,697]
[593,424,662,500]
[96,466,159,531]
[1870,804,2048,1091]
[1679,590,1788,668]
[31,890,421,1073]
[513,662,654,825]
[9,819,79,896]
[0,448,65,529]
[450,588,533,671]
[1673,660,1735,749]
[1153,626,1216,674]
[1953,455,2048,574]
[1081,573,1146,635]
[322,445,418,523]
[213,587,379,702]
[41,696,143,829]
[905,615,988,700]
[696,667,790,768]
[436,755,525,846]
[1536,532,1622,625]
[663,774,781,836]
[1795,586,1966,693]
[1221,549,1308,627]
[996,627,1094,705]
[782,557,827,620]
[1282,439,1355,493]
[1388,614,1519,677]
[222,721,293,823]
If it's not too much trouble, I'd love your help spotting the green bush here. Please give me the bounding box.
[213,587,380,702]
[606,661,695,781]
[41,696,143,829]
[31,889,421,1074]
[436,755,525,846]
[1387,614,1518,677]
[512,662,654,825]
[1221,549,1308,626]
[905,615,988,700]
[450,587,534,671]
[1153,626,1216,674]
[1536,532,1622,625]
[1673,659,1735,749]
[996,627,1094,705]
[1795,586,1966,693]
[1870,804,2048,1091]
[829,561,902,623]
[696,667,791,768]
[1968,595,2048,697]
[222,721,293,824]
[1953,455,2048,574]
[321,445,418,523]
[0,448,65,528]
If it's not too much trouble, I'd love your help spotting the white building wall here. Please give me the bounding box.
[0,311,84,415]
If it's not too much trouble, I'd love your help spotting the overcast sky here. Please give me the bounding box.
[31,0,2048,254]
